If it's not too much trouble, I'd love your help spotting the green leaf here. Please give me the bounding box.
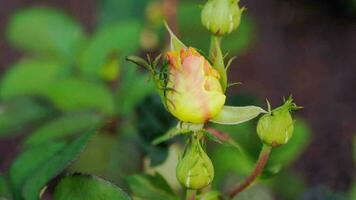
[6,6,85,62]
[24,112,103,146]
[10,142,67,199]
[79,21,141,79]
[116,66,154,115]
[0,58,62,100]
[0,98,51,137]
[22,130,94,200]
[210,106,266,125]
[69,133,117,178]
[47,78,115,115]
[53,174,131,200]
[10,130,94,200]
[126,173,178,200]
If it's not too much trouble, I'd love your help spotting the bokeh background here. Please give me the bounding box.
[0,0,355,199]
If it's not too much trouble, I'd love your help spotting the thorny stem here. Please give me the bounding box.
[209,35,222,59]
[228,144,272,198]
[185,189,196,200]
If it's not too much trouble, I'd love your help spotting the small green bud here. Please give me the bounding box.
[257,97,301,147]
[176,135,214,189]
[201,0,244,36]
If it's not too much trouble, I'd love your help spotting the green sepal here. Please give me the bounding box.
[209,36,227,92]
[210,105,267,125]
[204,128,243,152]
[152,122,204,145]
[164,21,186,51]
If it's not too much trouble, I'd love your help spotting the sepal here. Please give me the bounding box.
[210,105,267,125]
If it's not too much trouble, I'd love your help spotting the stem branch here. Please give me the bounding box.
[228,144,272,198]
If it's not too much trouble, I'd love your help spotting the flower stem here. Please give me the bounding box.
[209,35,222,59]
[185,189,196,200]
[228,144,272,198]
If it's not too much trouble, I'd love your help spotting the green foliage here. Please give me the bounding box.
[116,67,155,115]
[10,130,94,200]
[53,174,131,200]
[10,142,67,199]
[47,78,115,115]
[69,133,117,178]
[0,98,51,137]
[24,112,103,146]
[126,173,178,200]
[79,21,142,79]
[136,95,175,166]
[6,6,85,62]
[0,58,63,100]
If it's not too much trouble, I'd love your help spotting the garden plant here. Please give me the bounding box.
[0,0,321,200]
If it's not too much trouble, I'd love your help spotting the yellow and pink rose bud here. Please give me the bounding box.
[165,47,226,124]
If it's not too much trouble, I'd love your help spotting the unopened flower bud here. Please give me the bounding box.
[176,136,214,189]
[257,97,301,147]
[166,47,226,123]
[201,0,244,36]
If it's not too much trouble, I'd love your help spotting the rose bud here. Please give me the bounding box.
[201,0,245,36]
[176,135,214,189]
[257,97,301,147]
[166,47,226,123]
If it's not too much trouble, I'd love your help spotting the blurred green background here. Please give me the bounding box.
[0,0,355,199]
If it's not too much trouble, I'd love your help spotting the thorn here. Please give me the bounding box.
[226,56,237,71]
[266,99,271,113]
[227,82,242,88]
